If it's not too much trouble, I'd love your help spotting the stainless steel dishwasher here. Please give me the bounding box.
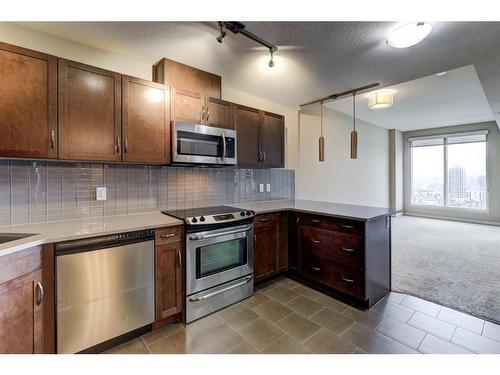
[55,229,155,354]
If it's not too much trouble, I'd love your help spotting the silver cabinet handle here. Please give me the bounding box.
[342,225,354,229]
[189,275,253,302]
[258,150,263,162]
[202,106,206,121]
[189,226,252,241]
[206,109,210,122]
[177,249,182,267]
[311,219,320,223]
[309,266,321,271]
[221,132,226,162]
[341,277,354,283]
[50,130,56,149]
[262,150,266,161]
[36,281,44,305]
[124,136,129,154]
[160,233,177,238]
[342,248,355,253]
[259,218,269,222]
[116,136,121,154]
[311,239,321,244]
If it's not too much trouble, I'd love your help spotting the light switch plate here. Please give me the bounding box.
[259,183,264,193]
[96,186,107,201]
[266,183,271,192]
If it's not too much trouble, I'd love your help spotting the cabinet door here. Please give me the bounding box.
[0,42,57,159]
[235,105,261,168]
[155,242,183,322]
[0,269,43,354]
[122,76,170,164]
[205,97,234,129]
[261,112,284,168]
[58,59,121,161]
[170,87,204,124]
[254,214,279,283]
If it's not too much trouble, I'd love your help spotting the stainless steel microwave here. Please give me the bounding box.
[171,122,237,165]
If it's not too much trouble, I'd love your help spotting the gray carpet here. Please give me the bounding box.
[392,215,500,324]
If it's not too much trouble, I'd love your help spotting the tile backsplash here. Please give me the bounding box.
[0,160,295,226]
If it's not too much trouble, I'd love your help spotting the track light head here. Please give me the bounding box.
[268,50,275,68]
[216,23,226,43]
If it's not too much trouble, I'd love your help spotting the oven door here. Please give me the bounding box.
[172,122,237,165]
[186,224,254,295]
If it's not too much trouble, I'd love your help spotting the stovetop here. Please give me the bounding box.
[163,205,242,219]
[162,205,255,228]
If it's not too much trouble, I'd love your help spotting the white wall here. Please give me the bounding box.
[389,129,404,212]
[298,106,390,208]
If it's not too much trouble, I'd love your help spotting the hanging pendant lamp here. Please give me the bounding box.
[319,101,325,162]
[350,93,358,159]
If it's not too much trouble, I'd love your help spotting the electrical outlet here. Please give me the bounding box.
[96,187,107,201]
[259,183,264,193]
[266,183,271,192]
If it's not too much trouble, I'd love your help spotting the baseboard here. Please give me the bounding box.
[402,212,500,227]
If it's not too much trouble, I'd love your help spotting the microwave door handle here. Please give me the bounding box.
[221,132,226,162]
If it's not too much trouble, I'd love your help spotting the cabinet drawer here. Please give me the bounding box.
[301,226,365,269]
[155,225,183,245]
[299,213,364,237]
[300,253,365,300]
[254,213,279,232]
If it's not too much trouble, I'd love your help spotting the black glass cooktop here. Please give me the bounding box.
[162,205,242,220]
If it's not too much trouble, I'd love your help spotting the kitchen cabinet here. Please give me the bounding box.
[253,212,287,283]
[58,59,122,162]
[0,246,44,354]
[234,105,285,168]
[206,97,234,129]
[153,57,221,99]
[0,42,57,159]
[122,76,170,164]
[154,226,184,326]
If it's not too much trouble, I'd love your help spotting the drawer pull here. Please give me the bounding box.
[311,239,321,244]
[259,218,269,222]
[160,233,177,238]
[311,219,320,223]
[341,277,354,283]
[341,225,354,229]
[309,265,321,272]
[342,248,355,253]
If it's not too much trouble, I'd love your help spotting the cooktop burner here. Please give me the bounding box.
[162,205,255,227]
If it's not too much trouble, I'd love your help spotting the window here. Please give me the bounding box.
[410,131,488,210]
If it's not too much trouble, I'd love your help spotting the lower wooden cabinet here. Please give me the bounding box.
[0,247,44,354]
[154,226,184,326]
[254,212,287,283]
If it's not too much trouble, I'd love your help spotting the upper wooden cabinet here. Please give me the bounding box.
[206,97,234,130]
[122,76,170,164]
[58,59,122,162]
[0,42,57,159]
[235,105,285,168]
[153,58,221,99]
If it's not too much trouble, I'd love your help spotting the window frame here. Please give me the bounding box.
[409,130,489,213]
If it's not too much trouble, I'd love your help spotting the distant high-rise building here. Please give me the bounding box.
[477,175,486,191]
[449,166,466,199]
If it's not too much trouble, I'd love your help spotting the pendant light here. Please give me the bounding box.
[350,93,358,159]
[319,101,325,162]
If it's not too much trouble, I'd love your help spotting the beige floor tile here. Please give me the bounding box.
[293,284,325,301]
[483,321,500,343]
[275,312,321,342]
[340,322,394,354]
[241,291,270,309]
[401,295,442,317]
[437,307,485,334]
[237,318,285,351]
[260,335,311,354]
[226,341,259,354]
[303,328,355,354]
[381,292,407,304]
[252,299,293,323]
[352,347,368,354]
[255,279,278,292]
[372,300,415,323]
[222,307,260,330]
[286,295,324,318]
[342,306,385,329]
[201,324,246,353]
[316,294,351,312]
[278,277,302,289]
[141,322,185,346]
[385,340,420,354]
[185,312,224,337]
[376,317,426,349]
[263,285,299,303]
[407,311,456,341]
[418,334,473,354]
[104,338,148,354]
[146,330,203,354]
[451,327,500,354]
[310,307,355,335]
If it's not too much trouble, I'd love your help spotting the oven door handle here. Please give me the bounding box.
[188,226,252,241]
[188,275,253,302]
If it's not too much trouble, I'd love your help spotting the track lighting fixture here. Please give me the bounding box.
[268,50,275,68]
[216,22,226,43]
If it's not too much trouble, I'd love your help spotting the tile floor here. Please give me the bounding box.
[105,277,500,354]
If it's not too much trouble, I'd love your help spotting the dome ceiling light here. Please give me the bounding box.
[386,22,432,49]
[368,90,394,110]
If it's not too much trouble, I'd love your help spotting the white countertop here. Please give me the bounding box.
[0,212,182,258]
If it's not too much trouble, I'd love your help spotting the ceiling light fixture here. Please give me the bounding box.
[386,22,432,48]
[216,22,226,43]
[368,91,394,110]
[268,50,275,68]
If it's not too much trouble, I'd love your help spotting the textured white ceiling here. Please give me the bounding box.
[18,21,500,121]
[326,65,494,131]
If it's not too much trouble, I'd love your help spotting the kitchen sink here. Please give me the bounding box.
[0,233,36,244]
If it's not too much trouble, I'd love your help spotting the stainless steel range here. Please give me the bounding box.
[163,206,255,323]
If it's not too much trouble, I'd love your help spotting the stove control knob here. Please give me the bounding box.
[191,217,198,223]
[246,211,252,216]
[240,211,246,216]
[199,216,205,222]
